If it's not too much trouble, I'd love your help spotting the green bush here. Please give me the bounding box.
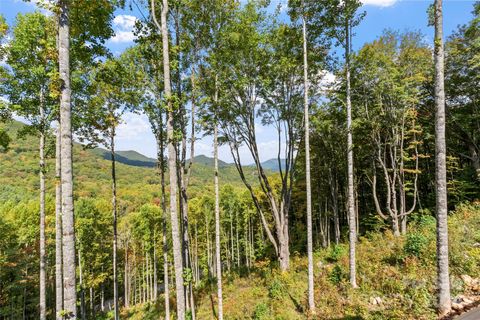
[327,245,347,262]
[268,278,285,300]
[253,302,271,320]
[404,232,429,257]
[328,264,345,285]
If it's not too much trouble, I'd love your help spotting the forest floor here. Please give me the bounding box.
[122,202,480,320]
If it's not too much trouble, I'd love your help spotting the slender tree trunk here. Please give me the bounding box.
[101,283,105,312]
[23,266,27,320]
[152,0,185,317]
[133,248,137,306]
[125,243,129,308]
[235,211,240,268]
[90,287,95,319]
[207,217,211,276]
[160,138,170,319]
[214,79,224,320]
[146,251,150,301]
[39,93,46,320]
[434,0,451,315]
[78,249,86,320]
[346,17,357,289]
[55,125,63,319]
[153,235,158,301]
[59,0,77,316]
[302,9,315,313]
[111,130,119,320]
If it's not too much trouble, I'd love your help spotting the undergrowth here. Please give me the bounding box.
[125,202,480,320]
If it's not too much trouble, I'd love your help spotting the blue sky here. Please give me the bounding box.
[0,0,477,163]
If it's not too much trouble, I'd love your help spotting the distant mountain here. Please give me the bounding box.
[188,154,229,168]
[94,147,283,173]
[254,158,286,172]
[92,150,231,170]
[0,120,258,200]
[93,148,157,168]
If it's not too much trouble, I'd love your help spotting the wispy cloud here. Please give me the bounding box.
[116,112,151,139]
[109,14,138,44]
[362,0,398,7]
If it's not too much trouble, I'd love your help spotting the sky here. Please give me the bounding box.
[0,0,477,163]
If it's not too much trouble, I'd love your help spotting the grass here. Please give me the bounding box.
[124,202,480,320]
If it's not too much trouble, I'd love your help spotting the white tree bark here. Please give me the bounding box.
[111,129,119,320]
[39,92,46,320]
[345,17,357,289]
[302,10,315,314]
[55,124,63,320]
[434,0,451,316]
[214,78,224,320]
[59,0,77,316]
[153,0,185,317]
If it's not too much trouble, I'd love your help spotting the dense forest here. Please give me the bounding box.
[0,0,479,319]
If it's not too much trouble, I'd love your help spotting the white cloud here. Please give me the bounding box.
[113,15,137,30]
[362,0,398,7]
[109,14,138,44]
[116,112,151,139]
[318,70,337,93]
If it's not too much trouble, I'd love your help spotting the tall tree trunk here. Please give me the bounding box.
[153,0,185,317]
[158,131,170,319]
[90,287,95,319]
[78,249,86,320]
[125,243,129,308]
[59,0,77,316]
[111,130,119,320]
[39,93,46,320]
[101,283,105,312]
[55,124,63,319]
[153,234,158,301]
[133,248,137,306]
[434,0,451,315]
[346,16,357,289]
[23,266,27,320]
[235,211,240,268]
[214,80,224,320]
[302,9,315,313]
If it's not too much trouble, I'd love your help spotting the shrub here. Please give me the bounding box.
[328,264,345,285]
[404,232,428,258]
[253,302,271,320]
[327,245,347,262]
[268,278,285,300]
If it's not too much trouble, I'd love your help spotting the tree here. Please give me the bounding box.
[213,77,224,320]
[3,12,57,320]
[151,0,186,317]
[301,2,315,313]
[445,3,480,191]
[212,3,305,272]
[0,15,10,152]
[324,0,364,288]
[79,56,139,320]
[433,0,451,315]
[58,0,77,316]
[350,31,430,235]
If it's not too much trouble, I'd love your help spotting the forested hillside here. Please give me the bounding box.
[0,1,479,320]
[0,120,257,198]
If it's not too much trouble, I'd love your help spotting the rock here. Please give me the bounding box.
[461,275,474,286]
[369,296,383,305]
[452,303,464,311]
[463,297,473,305]
[453,295,474,308]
